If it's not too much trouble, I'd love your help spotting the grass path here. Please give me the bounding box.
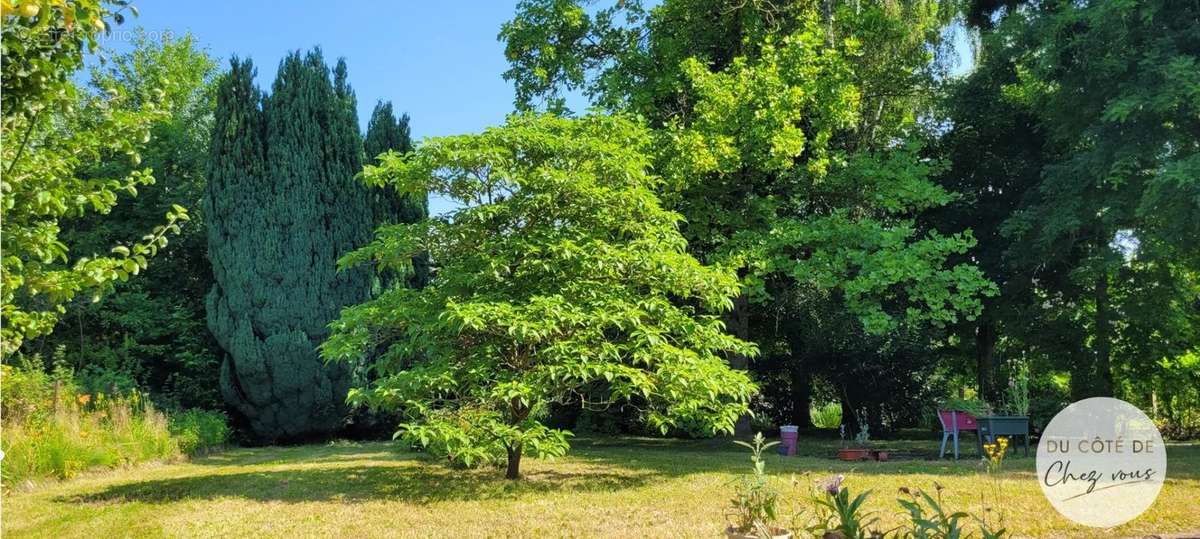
[3,436,1198,538]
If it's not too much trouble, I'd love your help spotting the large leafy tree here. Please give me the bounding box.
[929,18,1049,401]
[501,0,995,431]
[1,0,188,357]
[997,0,1199,399]
[945,0,1200,402]
[204,50,373,440]
[28,30,223,408]
[322,114,757,479]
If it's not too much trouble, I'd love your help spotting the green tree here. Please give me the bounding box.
[29,30,223,408]
[950,0,1200,401]
[929,18,1049,402]
[1,0,189,358]
[363,101,429,288]
[1003,0,1198,398]
[501,0,994,432]
[322,114,757,479]
[364,101,422,223]
[204,50,373,440]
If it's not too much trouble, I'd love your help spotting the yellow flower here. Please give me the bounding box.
[77,394,92,405]
[19,1,39,18]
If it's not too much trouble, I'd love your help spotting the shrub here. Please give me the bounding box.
[1156,410,1200,441]
[1027,375,1070,433]
[940,396,991,417]
[169,409,230,455]
[1,356,74,424]
[74,364,139,399]
[810,402,842,429]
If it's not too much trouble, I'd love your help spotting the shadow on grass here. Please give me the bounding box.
[60,460,655,506]
[58,437,1200,507]
[186,441,405,467]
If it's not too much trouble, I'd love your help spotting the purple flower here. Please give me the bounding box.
[824,474,844,495]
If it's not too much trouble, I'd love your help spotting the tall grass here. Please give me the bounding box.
[1,363,229,486]
[2,401,176,483]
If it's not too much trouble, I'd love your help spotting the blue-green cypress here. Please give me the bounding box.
[204,50,372,440]
[363,100,429,288]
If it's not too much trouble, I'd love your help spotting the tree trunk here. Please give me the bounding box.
[725,292,753,437]
[975,317,998,402]
[838,387,859,434]
[1068,351,1091,402]
[1094,266,1114,397]
[504,395,531,480]
[789,359,812,428]
[505,444,522,480]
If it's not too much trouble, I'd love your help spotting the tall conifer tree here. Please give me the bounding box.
[204,50,372,440]
[364,102,427,224]
[364,100,429,287]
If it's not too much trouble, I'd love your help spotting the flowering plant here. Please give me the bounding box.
[1003,363,1030,416]
[809,475,879,538]
[980,436,1010,534]
[727,433,785,536]
[983,436,1009,474]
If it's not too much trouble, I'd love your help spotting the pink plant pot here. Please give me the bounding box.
[780,425,799,456]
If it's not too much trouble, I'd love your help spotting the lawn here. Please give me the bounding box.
[3,435,1198,538]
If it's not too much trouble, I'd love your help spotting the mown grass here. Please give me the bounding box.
[3,435,1197,538]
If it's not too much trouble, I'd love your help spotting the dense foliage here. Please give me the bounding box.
[501,0,996,433]
[323,114,757,478]
[363,100,430,290]
[363,101,423,226]
[1,0,188,357]
[25,30,223,411]
[204,50,374,441]
[932,0,1200,431]
[2,0,1196,475]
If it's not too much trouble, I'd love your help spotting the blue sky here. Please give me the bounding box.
[111,1,531,135]
[104,1,563,216]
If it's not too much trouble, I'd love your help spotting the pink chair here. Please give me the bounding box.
[938,410,979,460]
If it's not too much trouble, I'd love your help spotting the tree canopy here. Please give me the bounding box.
[500,0,996,432]
[1,1,193,359]
[323,113,757,478]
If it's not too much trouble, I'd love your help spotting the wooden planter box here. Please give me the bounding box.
[977,415,1031,456]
